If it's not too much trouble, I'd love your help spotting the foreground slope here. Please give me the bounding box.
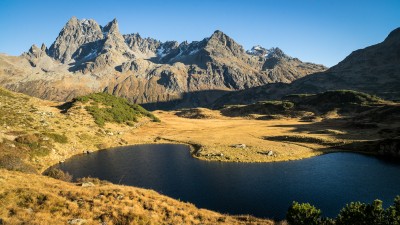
[0,169,271,225]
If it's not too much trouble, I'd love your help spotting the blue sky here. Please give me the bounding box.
[0,0,399,67]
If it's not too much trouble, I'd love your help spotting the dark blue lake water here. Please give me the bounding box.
[56,144,400,220]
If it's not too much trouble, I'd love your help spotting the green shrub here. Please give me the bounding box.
[336,200,385,225]
[73,93,160,126]
[287,197,400,225]
[386,196,400,224]
[43,168,72,182]
[287,201,322,225]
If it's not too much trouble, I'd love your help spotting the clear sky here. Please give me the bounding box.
[0,0,399,67]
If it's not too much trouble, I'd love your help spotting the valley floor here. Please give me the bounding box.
[126,109,394,163]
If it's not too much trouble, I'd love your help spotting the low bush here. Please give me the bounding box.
[287,202,321,225]
[336,200,385,225]
[43,168,72,182]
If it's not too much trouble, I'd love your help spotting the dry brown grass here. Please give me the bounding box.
[0,169,273,225]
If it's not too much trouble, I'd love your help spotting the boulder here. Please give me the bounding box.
[68,219,87,225]
[80,182,95,187]
[232,144,246,148]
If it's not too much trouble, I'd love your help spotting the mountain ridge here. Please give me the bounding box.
[0,17,326,108]
[213,26,400,107]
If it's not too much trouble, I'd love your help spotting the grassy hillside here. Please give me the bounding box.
[0,169,271,225]
[0,88,160,172]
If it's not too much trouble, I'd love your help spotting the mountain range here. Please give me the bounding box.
[0,17,326,108]
[0,17,398,109]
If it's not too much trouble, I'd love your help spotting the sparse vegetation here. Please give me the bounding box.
[74,92,160,126]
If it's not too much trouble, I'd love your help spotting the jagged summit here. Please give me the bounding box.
[48,17,103,63]
[102,18,119,35]
[247,46,290,59]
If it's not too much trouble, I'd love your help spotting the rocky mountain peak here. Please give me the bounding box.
[102,18,119,36]
[48,17,103,63]
[40,43,47,52]
[247,46,290,59]
[28,44,41,57]
[205,30,245,58]
[267,47,290,59]
[123,33,161,58]
[26,44,49,60]
[246,45,268,56]
[66,16,78,26]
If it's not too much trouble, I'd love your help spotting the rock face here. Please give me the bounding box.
[48,17,104,63]
[0,17,327,109]
[214,27,400,106]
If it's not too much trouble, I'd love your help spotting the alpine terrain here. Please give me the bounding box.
[0,17,326,108]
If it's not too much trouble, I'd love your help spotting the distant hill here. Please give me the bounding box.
[214,27,400,106]
[220,90,389,119]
